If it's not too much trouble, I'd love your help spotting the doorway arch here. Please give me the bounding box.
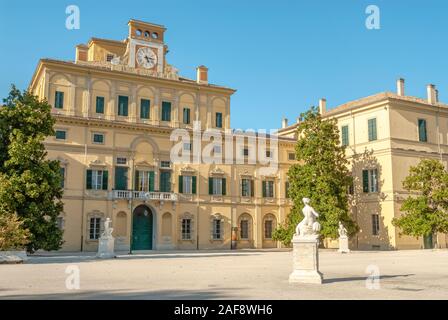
[132,205,153,250]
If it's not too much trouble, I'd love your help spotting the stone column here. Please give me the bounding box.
[289,235,323,284]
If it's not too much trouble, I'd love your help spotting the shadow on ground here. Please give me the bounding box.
[0,287,244,300]
[323,274,415,284]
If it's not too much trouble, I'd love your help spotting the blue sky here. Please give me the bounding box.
[1,0,447,130]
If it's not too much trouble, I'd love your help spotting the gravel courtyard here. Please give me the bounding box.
[1,249,447,299]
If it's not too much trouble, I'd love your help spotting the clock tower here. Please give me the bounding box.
[127,19,168,74]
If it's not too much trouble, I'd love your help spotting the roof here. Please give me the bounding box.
[29,58,236,94]
[277,91,448,133]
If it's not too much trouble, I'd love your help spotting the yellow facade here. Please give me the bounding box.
[29,20,295,252]
[278,81,448,250]
[28,20,448,252]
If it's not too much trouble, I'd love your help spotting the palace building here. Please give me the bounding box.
[28,20,296,252]
[28,19,447,252]
[278,79,448,250]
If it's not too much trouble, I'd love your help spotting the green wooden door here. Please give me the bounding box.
[132,206,153,250]
[115,167,128,190]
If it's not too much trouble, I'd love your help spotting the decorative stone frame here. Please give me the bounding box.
[86,210,105,243]
[178,212,195,243]
[263,214,277,240]
[210,213,224,242]
[238,213,253,241]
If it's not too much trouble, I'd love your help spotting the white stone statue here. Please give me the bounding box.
[295,198,321,238]
[338,221,347,237]
[97,218,115,259]
[102,218,114,238]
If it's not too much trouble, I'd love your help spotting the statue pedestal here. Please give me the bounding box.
[96,236,115,259]
[289,235,323,284]
[338,235,350,253]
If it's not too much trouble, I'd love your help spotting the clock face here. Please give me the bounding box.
[136,47,157,69]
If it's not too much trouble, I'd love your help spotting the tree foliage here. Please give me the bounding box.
[392,159,448,237]
[273,107,358,245]
[0,85,64,252]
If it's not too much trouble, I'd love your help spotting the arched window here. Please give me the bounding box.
[263,214,277,239]
[115,212,127,237]
[238,213,253,240]
[210,214,224,240]
[162,212,172,237]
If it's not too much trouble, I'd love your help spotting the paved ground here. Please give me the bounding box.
[0,249,447,299]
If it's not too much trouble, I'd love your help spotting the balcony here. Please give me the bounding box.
[112,190,178,202]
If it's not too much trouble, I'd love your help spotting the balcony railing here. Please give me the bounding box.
[112,190,178,201]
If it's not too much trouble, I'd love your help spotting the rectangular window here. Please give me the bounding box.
[118,96,129,116]
[183,108,191,124]
[241,178,253,197]
[106,54,114,62]
[213,178,222,195]
[418,119,427,142]
[96,96,105,114]
[160,171,171,192]
[86,170,108,190]
[242,148,249,157]
[341,125,349,146]
[93,133,104,144]
[55,130,66,140]
[89,217,101,240]
[212,219,222,240]
[209,177,226,196]
[183,142,192,151]
[160,161,171,168]
[161,101,171,121]
[183,175,192,194]
[181,218,192,240]
[216,112,223,128]
[265,220,273,239]
[288,153,295,161]
[140,99,150,119]
[135,171,154,192]
[368,118,377,141]
[55,91,64,109]
[266,150,272,158]
[116,157,127,165]
[114,167,128,190]
[372,214,380,236]
[362,169,378,193]
[263,180,274,198]
[240,220,249,239]
[60,167,65,188]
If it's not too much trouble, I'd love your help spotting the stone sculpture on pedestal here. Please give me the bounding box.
[338,221,350,253]
[289,198,323,284]
[96,218,116,259]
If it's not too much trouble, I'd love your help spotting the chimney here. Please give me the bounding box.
[76,44,88,62]
[296,117,301,124]
[396,78,405,96]
[318,98,327,115]
[196,65,208,84]
[282,117,288,128]
[427,84,437,104]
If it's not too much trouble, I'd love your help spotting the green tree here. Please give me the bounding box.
[0,85,64,252]
[273,107,358,245]
[392,159,448,239]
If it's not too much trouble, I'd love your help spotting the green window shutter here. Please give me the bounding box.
[102,171,108,190]
[192,176,197,194]
[96,96,105,114]
[134,170,139,190]
[285,182,290,198]
[209,177,213,195]
[368,118,377,141]
[222,178,226,196]
[418,119,427,142]
[140,99,150,119]
[216,113,223,128]
[251,179,254,197]
[183,108,190,124]
[262,181,267,198]
[162,101,171,121]
[341,125,349,146]
[55,91,64,109]
[86,170,92,189]
[118,96,129,116]
[362,170,369,193]
[149,171,155,192]
[178,175,183,193]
